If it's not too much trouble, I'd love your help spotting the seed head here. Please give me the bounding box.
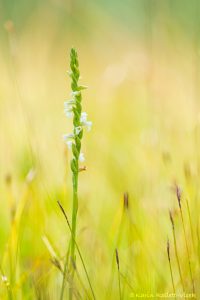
[115,248,120,270]
[51,257,62,272]
[123,192,129,210]
[175,183,182,208]
[167,239,170,261]
[5,174,12,186]
[169,210,174,229]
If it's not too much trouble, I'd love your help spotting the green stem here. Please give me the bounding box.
[71,174,78,262]
[69,172,79,300]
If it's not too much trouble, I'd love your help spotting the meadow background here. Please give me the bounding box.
[0,0,200,299]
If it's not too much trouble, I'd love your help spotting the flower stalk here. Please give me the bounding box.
[62,48,92,299]
[69,48,82,265]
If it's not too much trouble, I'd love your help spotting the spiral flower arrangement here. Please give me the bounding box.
[63,47,92,272]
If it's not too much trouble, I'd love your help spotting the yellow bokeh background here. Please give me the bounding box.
[0,1,200,298]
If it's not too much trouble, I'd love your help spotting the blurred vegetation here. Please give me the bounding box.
[0,0,200,299]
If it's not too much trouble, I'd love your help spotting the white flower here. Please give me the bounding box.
[64,106,73,118]
[79,152,85,162]
[2,276,7,283]
[64,110,73,118]
[71,91,81,97]
[67,70,72,77]
[64,100,76,118]
[84,121,92,131]
[80,112,88,123]
[66,140,72,149]
[64,99,75,108]
[64,106,72,113]
[63,133,74,141]
[75,126,82,135]
[80,112,92,131]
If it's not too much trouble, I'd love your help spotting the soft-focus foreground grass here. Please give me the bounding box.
[1,1,200,299]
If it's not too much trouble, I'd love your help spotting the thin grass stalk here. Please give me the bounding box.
[58,201,96,300]
[115,249,122,300]
[74,262,91,300]
[169,210,185,291]
[167,239,175,294]
[186,198,195,250]
[57,252,86,300]
[106,194,127,298]
[59,230,72,300]
[59,253,69,300]
[120,272,134,292]
[179,205,195,293]
[175,186,195,293]
[44,239,84,300]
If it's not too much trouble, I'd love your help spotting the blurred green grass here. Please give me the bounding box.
[0,0,200,299]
